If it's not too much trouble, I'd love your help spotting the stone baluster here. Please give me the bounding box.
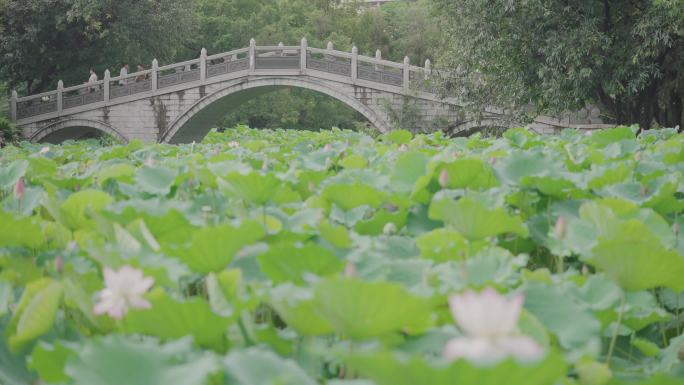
[104,70,110,102]
[200,48,207,82]
[10,90,17,122]
[249,38,256,72]
[351,45,358,82]
[300,37,308,73]
[152,59,158,92]
[403,57,410,91]
[424,59,432,79]
[326,41,334,61]
[278,42,284,57]
[375,49,382,71]
[57,81,63,113]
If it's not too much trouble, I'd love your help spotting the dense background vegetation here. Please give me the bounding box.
[0,0,682,133]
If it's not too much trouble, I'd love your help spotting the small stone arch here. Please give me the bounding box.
[30,119,128,144]
[161,76,392,143]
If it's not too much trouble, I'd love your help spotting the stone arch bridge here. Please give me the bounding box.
[9,39,608,144]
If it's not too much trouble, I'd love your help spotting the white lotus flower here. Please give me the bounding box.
[228,141,240,148]
[443,288,543,363]
[93,265,154,319]
[39,146,50,154]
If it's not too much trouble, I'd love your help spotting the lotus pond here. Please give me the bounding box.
[0,125,683,384]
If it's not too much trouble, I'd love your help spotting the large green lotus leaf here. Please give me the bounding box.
[339,153,368,169]
[29,341,77,384]
[318,221,352,249]
[429,195,528,240]
[416,228,470,262]
[587,219,684,291]
[322,183,386,211]
[224,347,317,385]
[439,158,499,190]
[269,284,334,336]
[95,163,136,185]
[390,151,428,192]
[256,242,344,285]
[172,221,265,274]
[134,166,177,195]
[27,156,58,180]
[123,290,232,350]
[587,126,635,147]
[222,171,281,205]
[0,212,45,250]
[520,175,582,199]
[523,282,600,356]
[355,208,408,236]
[344,350,567,385]
[433,247,527,291]
[64,336,219,385]
[312,278,432,339]
[384,129,412,144]
[494,150,560,185]
[7,278,62,353]
[0,159,27,191]
[59,189,113,231]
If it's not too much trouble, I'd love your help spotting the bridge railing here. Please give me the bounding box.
[9,38,437,122]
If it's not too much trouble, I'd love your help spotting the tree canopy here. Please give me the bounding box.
[433,0,684,129]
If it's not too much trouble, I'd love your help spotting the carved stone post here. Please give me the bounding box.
[102,70,110,102]
[375,49,381,71]
[300,37,308,73]
[325,41,334,61]
[424,59,432,79]
[151,59,158,92]
[403,56,410,91]
[249,38,256,72]
[10,90,17,122]
[57,81,63,113]
[278,42,284,57]
[351,45,358,82]
[200,48,207,82]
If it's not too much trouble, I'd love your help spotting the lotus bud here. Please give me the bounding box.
[39,146,50,154]
[383,222,397,235]
[13,178,25,199]
[673,222,680,236]
[554,216,567,239]
[438,169,449,188]
[344,262,357,277]
[261,160,268,171]
[581,264,589,276]
[54,255,64,274]
[228,141,239,148]
[191,140,196,153]
[323,143,332,151]
[489,157,497,165]
[144,156,155,167]
[398,144,408,152]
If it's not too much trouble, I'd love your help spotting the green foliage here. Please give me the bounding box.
[0,125,683,383]
[433,0,684,129]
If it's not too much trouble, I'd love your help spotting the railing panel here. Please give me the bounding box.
[63,85,104,110]
[158,68,201,89]
[306,53,352,77]
[16,95,57,119]
[207,56,250,78]
[110,77,152,99]
[254,47,300,70]
[357,61,403,87]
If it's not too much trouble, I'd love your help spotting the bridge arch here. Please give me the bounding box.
[29,119,128,144]
[161,76,392,144]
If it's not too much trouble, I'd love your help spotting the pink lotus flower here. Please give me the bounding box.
[323,143,332,151]
[443,288,543,363]
[13,178,25,199]
[438,169,449,188]
[93,265,154,319]
[39,146,50,154]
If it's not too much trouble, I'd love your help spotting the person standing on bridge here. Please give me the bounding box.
[87,69,98,93]
[119,63,130,85]
[135,64,147,82]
